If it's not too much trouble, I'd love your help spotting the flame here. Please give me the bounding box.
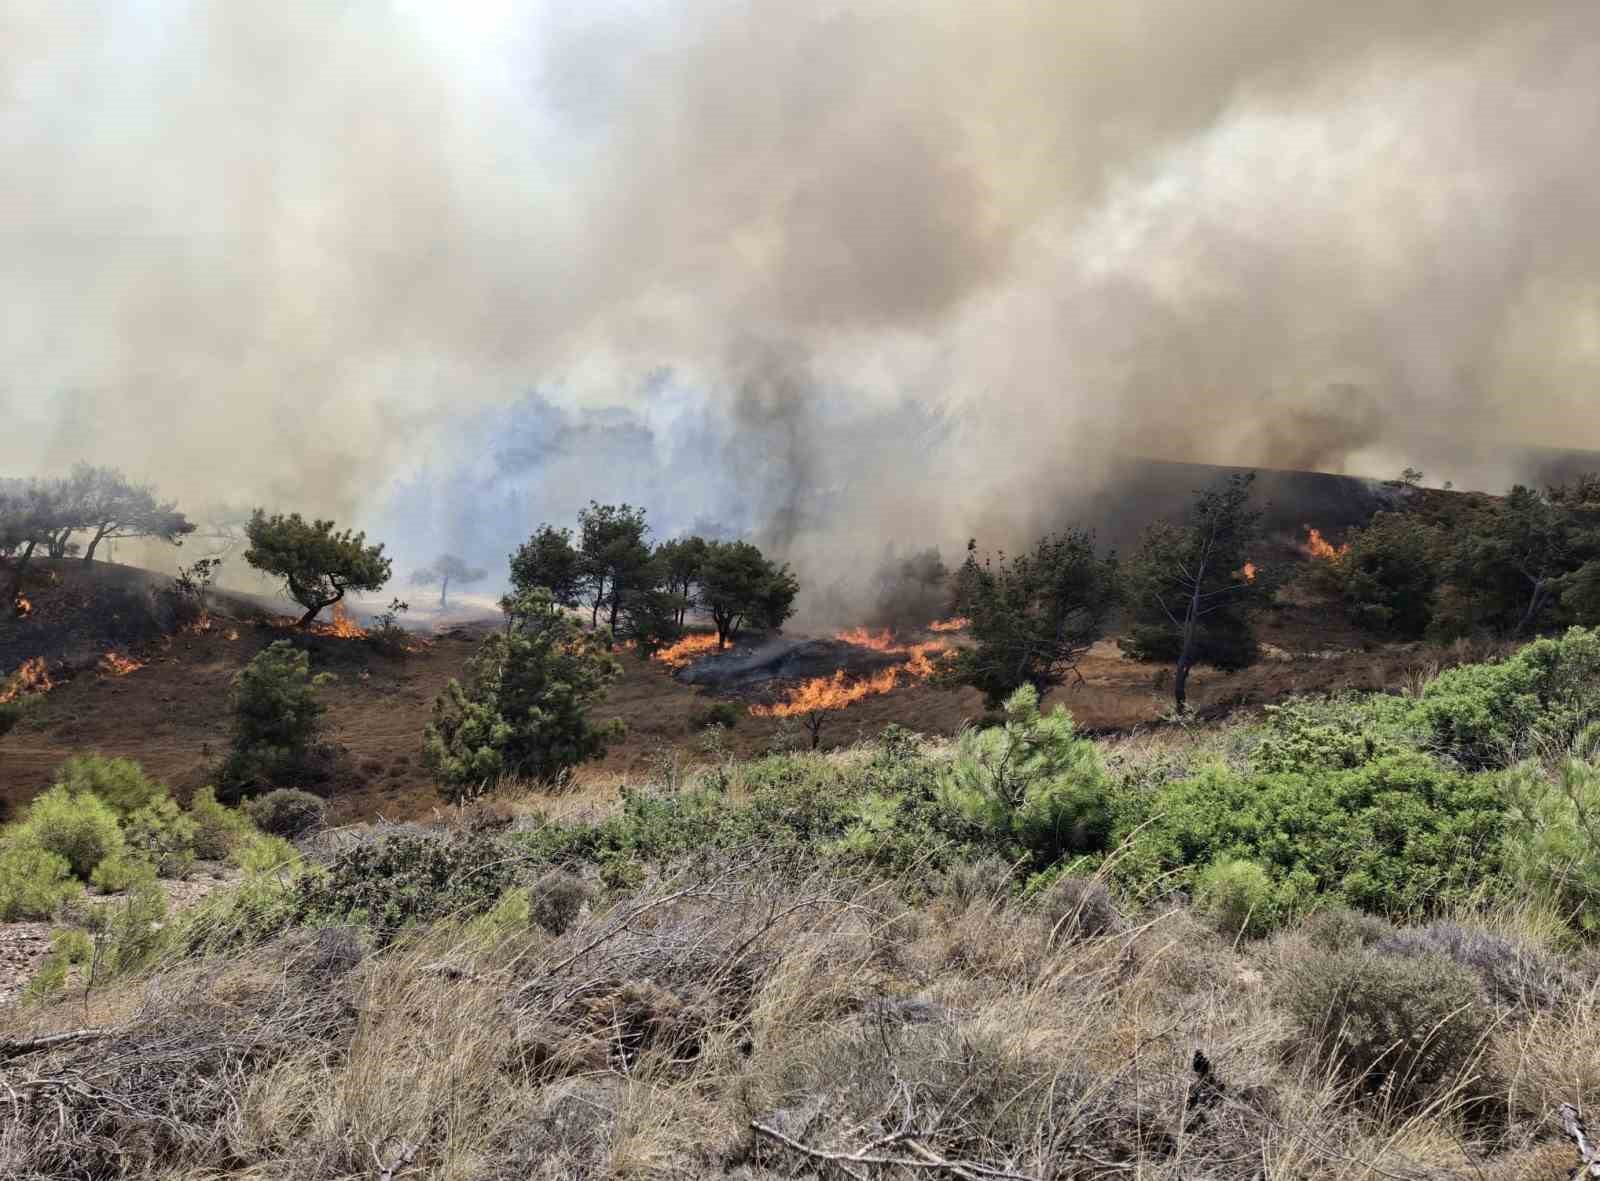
[224,628,240,641]
[1302,526,1350,561]
[834,626,901,651]
[308,602,368,639]
[652,632,724,670]
[928,616,969,632]
[97,650,144,677]
[0,656,53,703]
[13,595,32,618]
[1240,562,1258,583]
[750,666,903,717]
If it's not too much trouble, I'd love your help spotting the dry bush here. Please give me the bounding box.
[1375,921,1577,1015]
[1036,873,1125,944]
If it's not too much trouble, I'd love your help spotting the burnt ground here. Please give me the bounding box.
[1,553,1465,824]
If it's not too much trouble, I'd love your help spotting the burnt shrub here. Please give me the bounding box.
[294,831,518,943]
[244,788,327,838]
[1278,948,1491,1111]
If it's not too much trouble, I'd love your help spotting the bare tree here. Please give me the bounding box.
[413,553,488,608]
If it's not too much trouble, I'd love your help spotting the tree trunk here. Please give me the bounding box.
[8,539,38,603]
[82,526,111,562]
[297,590,341,628]
[439,575,449,609]
[1515,576,1548,637]
[1173,656,1191,714]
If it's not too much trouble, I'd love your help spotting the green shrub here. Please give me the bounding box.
[1116,753,1505,917]
[1194,858,1279,938]
[0,698,27,740]
[1300,905,1393,951]
[0,843,80,919]
[937,685,1113,869]
[244,788,326,838]
[52,754,166,816]
[89,849,149,892]
[293,831,518,943]
[19,784,126,879]
[221,640,330,798]
[1250,696,1417,774]
[122,795,197,877]
[1329,511,1448,638]
[232,833,299,873]
[1417,627,1600,767]
[188,786,258,859]
[1278,949,1491,1110]
[83,868,173,976]
[1500,752,1600,930]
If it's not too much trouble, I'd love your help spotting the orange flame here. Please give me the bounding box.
[1302,526,1350,562]
[1240,562,1258,583]
[13,595,32,618]
[309,602,368,639]
[652,632,723,670]
[97,650,144,677]
[750,666,903,718]
[928,616,969,632]
[0,656,53,703]
[224,628,240,641]
[834,627,901,651]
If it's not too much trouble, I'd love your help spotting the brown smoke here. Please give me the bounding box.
[2,1,1597,577]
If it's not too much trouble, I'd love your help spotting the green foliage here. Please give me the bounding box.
[188,786,258,859]
[244,788,326,838]
[1250,696,1418,774]
[936,686,1114,869]
[576,501,654,633]
[19,784,126,879]
[221,640,330,796]
[293,831,518,943]
[85,867,173,976]
[1117,753,1505,918]
[0,698,24,740]
[122,795,197,877]
[23,929,93,1003]
[690,701,741,732]
[424,613,624,800]
[696,539,800,647]
[0,843,79,919]
[1194,857,1279,938]
[231,833,300,873]
[1120,472,1275,711]
[655,535,710,627]
[509,524,583,609]
[941,530,1119,706]
[243,508,392,625]
[53,754,166,816]
[89,849,147,892]
[1500,750,1600,930]
[1417,626,1600,767]
[1328,511,1447,637]
[1278,949,1490,1110]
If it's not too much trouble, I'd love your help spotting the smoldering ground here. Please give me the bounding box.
[3,1,1598,616]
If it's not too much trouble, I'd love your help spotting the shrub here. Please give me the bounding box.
[689,701,741,732]
[1500,753,1600,930]
[1375,922,1574,1014]
[1195,857,1279,938]
[937,685,1113,869]
[19,785,126,879]
[53,754,165,816]
[530,869,593,935]
[293,831,518,942]
[940,855,1016,912]
[1278,949,1491,1110]
[1417,627,1600,767]
[1329,511,1447,637]
[89,849,149,892]
[244,788,326,838]
[1117,753,1505,918]
[232,833,299,874]
[188,786,258,859]
[1301,905,1393,951]
[1250,696,1417,774]
[1035,875,1123,943]
[122,795,197,877]
[0,843,80,919]
[0,699,23,740]
[83,868,173,976]
[221,640,330,798]
[424,608,624,801]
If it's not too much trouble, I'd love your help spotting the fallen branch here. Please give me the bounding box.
[0,1028,114,1062]
[1560,1105,1600,1178]
[750,1117,1065,1180]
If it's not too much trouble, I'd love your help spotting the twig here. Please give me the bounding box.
[1560,1104,1600,1178]
[0,1028,114,1062]
[751,1118,1057,1179]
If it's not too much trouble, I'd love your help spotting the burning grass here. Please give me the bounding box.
[13,595,32,619]
[749,628,953,722]
[652,631,724,670]
[1302,525,1350,561]
[95,650,144,677]
[0,655,53,704]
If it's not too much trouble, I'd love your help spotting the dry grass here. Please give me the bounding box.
[3,848,1594,1180]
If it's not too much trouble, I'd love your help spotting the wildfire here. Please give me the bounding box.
[13,596,32,619]
[1240,562,1258,583]
[652,632,724,670]
[310,603,367,639]
[97,651,144,678]
[1302,526,1350,562]
[750,666,902,718]
[0,656,53,704]
[834,626,900,651]
[928,616,969,633]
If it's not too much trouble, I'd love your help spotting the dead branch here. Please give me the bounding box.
[750,1116,1109,1180]
[1560,1105,1600,1178]
[371,1138,420,1181]
[0,1027,114,1062]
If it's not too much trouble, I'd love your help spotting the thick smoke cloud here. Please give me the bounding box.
[4,0,1598,613]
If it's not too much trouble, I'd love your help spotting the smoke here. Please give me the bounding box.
[4,0,1598,613]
